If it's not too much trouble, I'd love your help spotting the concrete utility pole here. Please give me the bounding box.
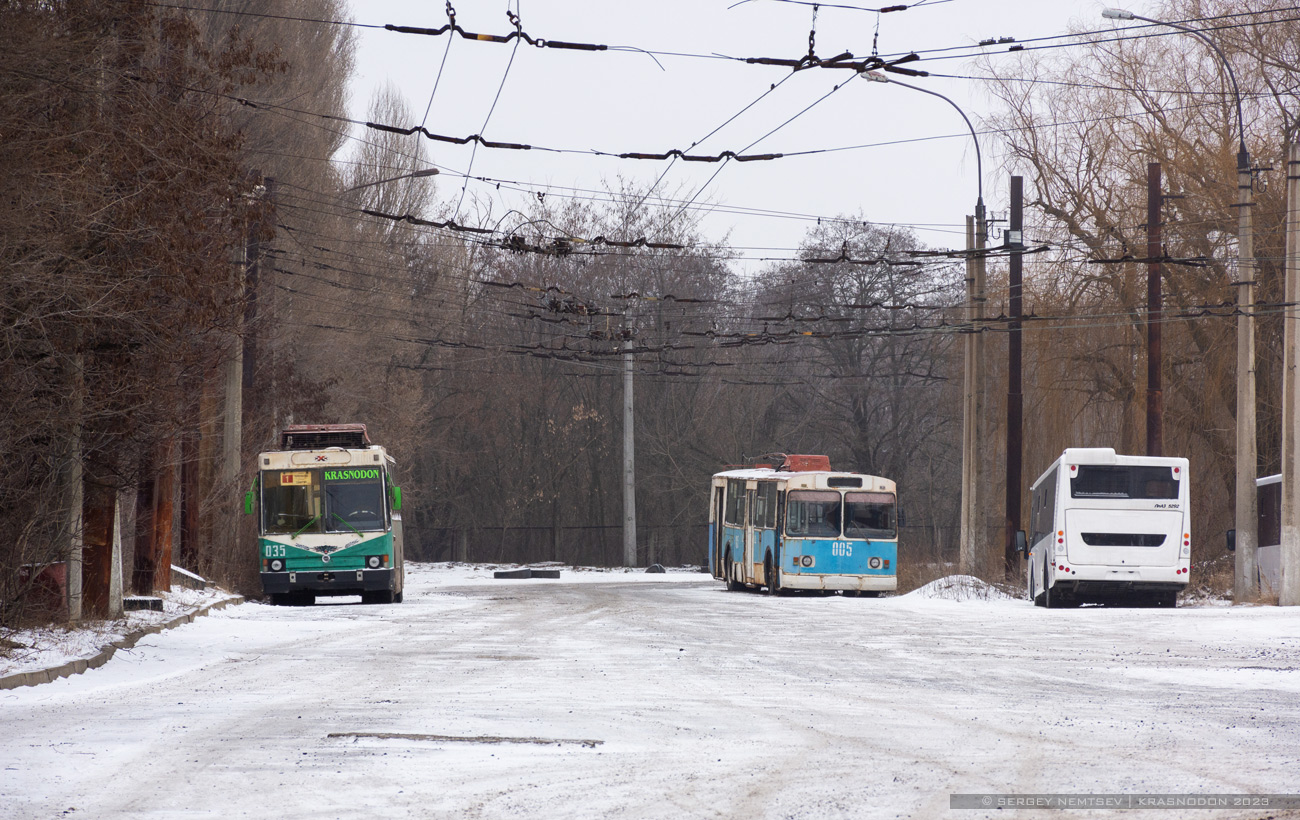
[622,337,637,567]
[1234,143,1259,601]
[963,207,988,575]
[1281,143,1300,607]
[1146,163,1163,457]
[960,217,979,575]
[1005,177,1024,580]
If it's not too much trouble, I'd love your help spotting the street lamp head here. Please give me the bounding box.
[1102,8,1135,19]
[343,167,440,193]
[861,70,889,83]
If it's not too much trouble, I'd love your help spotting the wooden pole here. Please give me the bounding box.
[623,339,637,567]
[82,482,116,617]
[1147,162,1164,457]
[1005,177,1024,580]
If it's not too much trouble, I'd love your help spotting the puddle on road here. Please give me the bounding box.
[328,731,603,748]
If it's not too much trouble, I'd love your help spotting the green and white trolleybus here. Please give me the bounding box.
[709,454,898,595]
[246,424,405,605]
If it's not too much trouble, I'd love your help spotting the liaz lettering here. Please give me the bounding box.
[323,469,381,482]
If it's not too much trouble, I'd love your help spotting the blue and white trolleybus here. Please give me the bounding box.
[708,454,898,595]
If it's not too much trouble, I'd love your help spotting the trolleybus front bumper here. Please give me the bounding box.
[261,568,396,597]
[782,573,896,592]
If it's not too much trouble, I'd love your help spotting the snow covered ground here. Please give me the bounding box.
[0,585,240,680]
[1,562,1298,819]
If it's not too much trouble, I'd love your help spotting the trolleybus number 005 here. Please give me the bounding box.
[831,542,853,557]
[264,544,287,558]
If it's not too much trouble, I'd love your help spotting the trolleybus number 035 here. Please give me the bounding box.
[831,542,853,557]
[264,544,287,558]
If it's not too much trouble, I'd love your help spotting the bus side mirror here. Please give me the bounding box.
[897,509,907,527]
[1226,528,1236,553]
[391,486,402,511]
[243,491,254,516]
[1015,530,1028,556]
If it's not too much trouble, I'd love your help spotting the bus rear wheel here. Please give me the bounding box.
[1041,560,1057,608]
[362,590,395,605]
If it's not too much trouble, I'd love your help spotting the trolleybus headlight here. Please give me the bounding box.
[269,559,284,572]
[367,555,381,569]
[869,557,882,569]
[801,555,814,568]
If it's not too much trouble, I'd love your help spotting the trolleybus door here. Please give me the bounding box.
[713,486,725,577]
[744,485,756,582]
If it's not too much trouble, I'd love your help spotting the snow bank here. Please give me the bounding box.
[903,574,1019,601]
[0,585,239,680]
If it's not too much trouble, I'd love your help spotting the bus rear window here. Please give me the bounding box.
[1071,466,1179,499]
[786,491,841,538]
[844,492,896,539]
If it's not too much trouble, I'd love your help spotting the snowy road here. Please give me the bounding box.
[2,564,1299,820]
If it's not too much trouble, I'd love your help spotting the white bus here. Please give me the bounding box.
[708,454,898,596]
[1018,448,1189,608]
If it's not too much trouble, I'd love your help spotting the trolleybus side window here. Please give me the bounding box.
[323,468,387,532]
[752,482,778,529]
[725,479,745,526]
[263,470,323,534]
[843,492,896,539]
[786,490,841,537]
[1071,465,1178,499]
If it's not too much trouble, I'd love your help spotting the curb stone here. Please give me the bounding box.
[0,595,244,691]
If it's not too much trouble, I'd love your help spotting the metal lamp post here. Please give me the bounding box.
[862,71,987,576]
[1104,8,1257,600]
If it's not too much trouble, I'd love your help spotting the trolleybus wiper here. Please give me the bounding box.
[292,515,320,539]
[332,513,363,537]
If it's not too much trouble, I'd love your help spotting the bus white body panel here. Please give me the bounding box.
[1027,448,1189,607]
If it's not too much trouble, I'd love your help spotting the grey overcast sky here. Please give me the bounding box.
[341,0,1129,268]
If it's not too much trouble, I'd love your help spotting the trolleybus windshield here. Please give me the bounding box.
[786,491,841,537]
[323,468,386,532]
[1070,465,1179,499]
[843,492,896,539]
[261,467,387,535]
[262,470,322,535]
